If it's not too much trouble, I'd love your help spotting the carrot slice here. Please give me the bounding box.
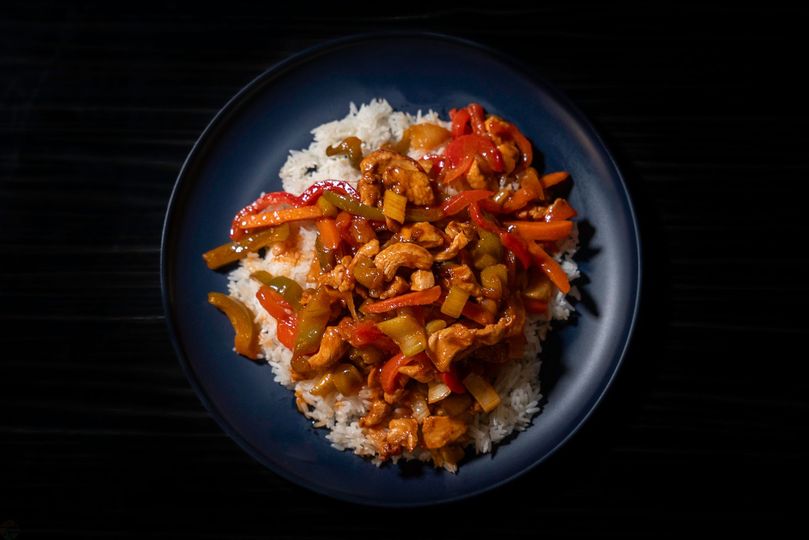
[238,205,322,230]
[504,220,573,241]
[361,286,442,314]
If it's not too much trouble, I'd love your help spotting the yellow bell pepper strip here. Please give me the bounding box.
[320,190,385,221]
[202,223,290,269]
[541,171,570,189]
[526,241,571,294]
[502,220,573,241]
[440,189,493,217]
[361,286,442,314]
[255,286,298,350]
[207,292,260,360]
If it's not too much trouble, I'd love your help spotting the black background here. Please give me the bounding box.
[2,3,808,537]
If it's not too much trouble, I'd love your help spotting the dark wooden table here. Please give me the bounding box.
[3,3,808,537]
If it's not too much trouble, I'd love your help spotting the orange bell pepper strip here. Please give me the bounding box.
[545,198,577,222]
[541,171,570,189]
[526,241,570,294]
[440,189,493,216]
[315,218,341,251]
[238,205,322,231]
[361,286,442,314]
[503,220,573,241]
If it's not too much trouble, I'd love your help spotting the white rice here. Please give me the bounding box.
[227,99,578,471]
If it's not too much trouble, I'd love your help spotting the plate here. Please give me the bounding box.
[161,33,640,506]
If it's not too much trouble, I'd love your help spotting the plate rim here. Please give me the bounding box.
[160,31,642,506]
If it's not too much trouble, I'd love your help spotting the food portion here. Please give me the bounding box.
[204,100,579,471]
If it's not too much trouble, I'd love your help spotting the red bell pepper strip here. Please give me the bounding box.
[469,202,532,268]
[442,370,466,394]
[296,180,359,205]
[361,286,442,314]
[486,116,533,170]
[440,189,493,216]
[229,181,359,240]
[230,192,300,240]
[450,103,487,137]
[499,230,533,269]
[445,134,504,174]
[381,351,430,393]
[461,301,495,326]
[441,155,474,184]
[523,298,549,314]
[256,286,298,350]
[526,241,571,294]
[468,201,501,235]
[449,107,471,138]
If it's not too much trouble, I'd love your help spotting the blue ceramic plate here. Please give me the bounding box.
[161,33,640,506]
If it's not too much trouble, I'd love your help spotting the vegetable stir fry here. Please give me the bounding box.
[204,103,576,469]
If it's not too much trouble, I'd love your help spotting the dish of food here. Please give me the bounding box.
[161,33,640,505]
[202,99,580,471]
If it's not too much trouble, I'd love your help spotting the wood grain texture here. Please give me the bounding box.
[2,2,808,537]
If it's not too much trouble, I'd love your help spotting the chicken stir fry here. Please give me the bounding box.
[204,103,577,469]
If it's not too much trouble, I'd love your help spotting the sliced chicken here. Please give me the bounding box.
[360,150,436,205]
[422,415,467,449]
[410,269,435,291]
[398,222,445,248]
[373,242,433,281]
[306,326,348,370]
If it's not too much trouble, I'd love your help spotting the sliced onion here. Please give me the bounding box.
[428,381,452,404]
[463,373,501,413]
[411,396,430,422]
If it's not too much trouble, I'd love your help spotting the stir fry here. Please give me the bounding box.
[204,103,576,468]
